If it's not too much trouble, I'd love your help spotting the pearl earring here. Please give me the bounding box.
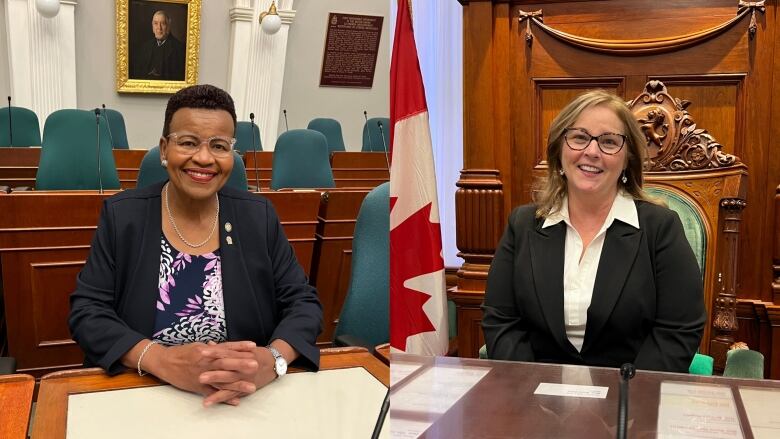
[621,170,628,184]
[559,169,564,176]
[161,159,168,168]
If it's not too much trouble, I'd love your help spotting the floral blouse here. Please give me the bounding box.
[152,234,227,345]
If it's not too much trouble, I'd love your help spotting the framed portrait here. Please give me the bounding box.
[115,0,201,93]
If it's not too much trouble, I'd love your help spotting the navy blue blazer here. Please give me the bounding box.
[69,181,322,375]
[482,200,706,373]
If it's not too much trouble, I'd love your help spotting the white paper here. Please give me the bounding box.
[738,387,780,439]
[391,365,490,415]
[533,382,609,399]
[657,381,743,439]
[66,367,387,439]
[389,418,434,438]
[391,362,423,386]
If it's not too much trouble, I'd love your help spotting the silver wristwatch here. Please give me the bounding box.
[268,346,287,378]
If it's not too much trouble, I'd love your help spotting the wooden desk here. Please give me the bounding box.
[0,374,35,439]
[330,152,389,189]
[0,190,320,377]
[374,343,390,365]
[112,149,146,189]
[310,189,369,344]
[32,348,388,438]
[0,148,147,189]
[391,354,780,438]
[242,151,389,191]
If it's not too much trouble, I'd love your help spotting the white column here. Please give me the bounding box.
[4,0,78,129]
[227,0,295,151]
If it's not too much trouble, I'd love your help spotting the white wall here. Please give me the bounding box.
[74,0,232,148]
[0,0,10,100]
[278,0,390,150]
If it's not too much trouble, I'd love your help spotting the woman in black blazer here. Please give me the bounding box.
[482,90,705,373]
[69,85,322,406]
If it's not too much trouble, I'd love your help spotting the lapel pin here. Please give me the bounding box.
[226,236,233,245]
[225,222,233,233]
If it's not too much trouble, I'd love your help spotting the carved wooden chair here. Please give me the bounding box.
[628,80,748,373]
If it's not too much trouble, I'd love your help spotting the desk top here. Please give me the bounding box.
[390,354,780,439]
[0,374,35,439]
[32,348,388,439]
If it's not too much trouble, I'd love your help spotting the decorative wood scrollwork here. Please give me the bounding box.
[517,1,765,56]
[628,80,741,172]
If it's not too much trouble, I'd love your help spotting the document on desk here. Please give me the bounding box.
[533,382,608,398]
[390,365,490,438]
[391,361,423,386]
[657,381,743,439]
[66,367,387,439]
[738,387,780,439]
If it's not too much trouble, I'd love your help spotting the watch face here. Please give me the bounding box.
[275,357,287,376]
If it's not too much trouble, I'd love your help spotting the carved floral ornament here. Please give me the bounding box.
[628,81,741,172]
[517,1,765,55]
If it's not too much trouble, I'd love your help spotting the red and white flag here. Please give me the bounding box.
[389,0,448,356]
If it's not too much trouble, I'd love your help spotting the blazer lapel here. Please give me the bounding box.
[529,221,573,354]
[124,186,163,338]
[582,221,642,352]
[218,192,266,341]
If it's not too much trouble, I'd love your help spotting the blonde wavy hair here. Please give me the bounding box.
[534,90,653,218]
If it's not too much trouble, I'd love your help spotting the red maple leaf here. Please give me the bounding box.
[390,198,445,351]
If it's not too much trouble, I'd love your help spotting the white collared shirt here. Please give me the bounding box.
[542,190,640,352]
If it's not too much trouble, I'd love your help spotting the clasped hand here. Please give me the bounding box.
[158,341,277,407]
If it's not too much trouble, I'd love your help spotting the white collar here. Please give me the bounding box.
[542,190,639,230]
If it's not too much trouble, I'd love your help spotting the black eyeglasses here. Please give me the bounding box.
[564,128,626,155]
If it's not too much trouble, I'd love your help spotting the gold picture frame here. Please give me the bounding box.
[115,0,201,93]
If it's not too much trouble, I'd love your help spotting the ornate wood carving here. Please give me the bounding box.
[629,80,741,171]
[450,169,503,357]
[516,1,764,56]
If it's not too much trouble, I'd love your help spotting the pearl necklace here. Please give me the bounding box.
[164,183,219,248]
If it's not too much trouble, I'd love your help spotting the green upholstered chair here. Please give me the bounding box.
[645,187,706,274]
[137,147,248,191]
[101,108,129,149]
[0,357,15,375]
[0,106,41,147]
[36,109,121,190]
[723,348,764,379]
[333,183,389,349]
[362,117,390,152]
[688,352,714,375]
[270,129,335,190]
[234,121,262,154]
[307,118,346,152]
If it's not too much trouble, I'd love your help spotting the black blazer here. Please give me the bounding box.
[482,200,706,373]
[69,181,323,375]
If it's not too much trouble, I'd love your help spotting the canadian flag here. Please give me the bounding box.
[389,0,448,356]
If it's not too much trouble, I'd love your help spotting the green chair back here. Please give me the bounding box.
[235,121,262,154]
[645,187,707,273]
[137,147,248,191]
[688,352,714,375]
[724,349,764,379]
[101,108,129,149]
[36,109,120,190]
[362,117,390,152]
[270,129,335,190]
[0,106,41,147]
[333,183,389,347]
[307,118,346,152]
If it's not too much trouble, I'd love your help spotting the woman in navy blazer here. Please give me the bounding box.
[482,90,705,373]
[69,85,322,407]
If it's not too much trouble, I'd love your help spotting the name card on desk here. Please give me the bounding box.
[533,382,609,399]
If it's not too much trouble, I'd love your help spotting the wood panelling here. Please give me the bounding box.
[457,0,780,373]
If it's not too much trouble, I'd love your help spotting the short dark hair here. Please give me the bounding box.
[162,84,237,136]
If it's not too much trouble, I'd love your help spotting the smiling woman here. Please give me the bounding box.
[69,85,323,407]
[482,90,706,373]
